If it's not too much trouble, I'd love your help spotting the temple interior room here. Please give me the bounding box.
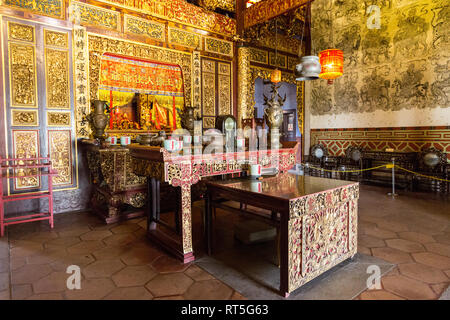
[0,0,449,302]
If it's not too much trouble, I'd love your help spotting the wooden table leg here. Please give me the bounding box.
[205,189,212,256]
[279,211,289,297]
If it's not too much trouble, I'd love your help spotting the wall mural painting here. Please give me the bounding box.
[310,0,449,117]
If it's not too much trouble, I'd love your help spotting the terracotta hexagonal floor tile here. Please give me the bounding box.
[153,295,185,300]
[375,221,409,233]
[0,258,9,273]
[432,233,450,245]
[104,287,154,300]
[357,245,372,256]
[230,291,247,300]
[371,247,413,264]
[93,246,130,260]
[120,246,163,266]
[45,237,81,248]
[358,235,386,248]
[398,263,448,284]
[10,257,26,271]
[424,243,450,258]
[102,233,137,247]
[110,224,141,234]
[398,232,435,244]
[146,273,193,297]
[363,226,397,240]
[184,280,233,300]
[412,252,450,270]
[112,265,157,287]
[430,283,450,296]
[359,289,404,300]
[444,270,450,278]
[11,264,53,285]
[386,239,425,253]
[0,272,8,291]
[57,226,91,238]
[32,271,70,294]
[80,230,113,241]
[50,254,95,272]
[385,267,400,276]
[0,290,10,300]
[83,259,125,278]
[66,240,105,255]
[11,284,33,299]
[21,232,59,242]
[382,275,437,300]
[10,242,43,258]
[26,293,64,300]
[151,255,191,273]
[64,278,116,300]
[184,265,215,281]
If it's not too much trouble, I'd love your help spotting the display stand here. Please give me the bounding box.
[0,156,57,236]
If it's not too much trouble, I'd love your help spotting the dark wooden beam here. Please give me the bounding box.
[236,0,247,36]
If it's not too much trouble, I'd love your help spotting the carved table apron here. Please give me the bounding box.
[128,142,298,263]
[205,174,359,297]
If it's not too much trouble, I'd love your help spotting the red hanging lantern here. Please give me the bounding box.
[319,49,343,84]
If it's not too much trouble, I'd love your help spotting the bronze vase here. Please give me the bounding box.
[87,100,109,140]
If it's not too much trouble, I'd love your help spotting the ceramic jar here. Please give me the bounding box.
[295,56,321,81]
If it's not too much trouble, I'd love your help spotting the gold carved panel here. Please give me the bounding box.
[3,0,65,19]
[45,48,70,109]
[71,1,120,31]
[202,116,215,129]
[7,22,35,43]
[48,130,72,186]
[47,111,71,127]
[249,47,268,65]
[218,62,231,115]
[204,36,233,57]
[202,59,215,74]
[11,109,39,126]
[269,52,287,69]
[73,26,89,137]
[218,62,230,75]
[192,51,201,116]
[202,72,215,116]
[12,130,40,190]
[168,27,201,49]
[124,14,165,41]
[8,42,37,107]
[44,29,68,48]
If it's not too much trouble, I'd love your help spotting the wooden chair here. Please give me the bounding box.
[338,146,365,181]
[414,147,448,193]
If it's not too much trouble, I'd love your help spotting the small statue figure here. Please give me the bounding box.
[181,105,195,134]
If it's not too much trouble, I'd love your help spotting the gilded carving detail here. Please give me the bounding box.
[249,47,268,64]
[218,74,231,115]
[192,51,201,117]
[244,0,308,28]
[202,116,215,129]
[47,111,71,126]
[12,130,40,190]
[218,62,230,75]
[237,47,252,125]
[44,29,68,48]
[7,22,34,42]
[168,27,201,49]
[202,72,215,116]
[48,130,72,186]
[199,0,235,12]
[8,42,37,107]
[71,1,120,31]
[124,15,165,41]
[3,0,64,19]
[204,37,233,57]
[73,26,89,137]
[11,109,39,126]
[95,0,236,36]
[269,52,287,69]
[45,48,70,109]
[87,35,192,107]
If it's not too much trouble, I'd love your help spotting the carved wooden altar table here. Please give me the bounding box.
[128,142,298,263]
[205,174,359,297]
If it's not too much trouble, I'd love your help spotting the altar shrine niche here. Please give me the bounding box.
[98,53,185,134]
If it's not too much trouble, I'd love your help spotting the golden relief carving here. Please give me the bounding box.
[45,48,70,109]
[7,22,35,42]
[73,26,90,137]
[3,0,65,19]
[288,56,300,71]
[204,36,233,57]
[202,72,215,116]
[124,14,165,41]
[12,130,40,190]
[71,1,120,31]
[202,116,215,129]
[218,62,230,75]
[8,42,37,107]
[192,51,201,117]
[44,29,68,48]
[11,109,39,126]
[237,47,252,125]
[199,0,235,12]
[202,59,215,73]
[47,111,71,126]
[218,74,231,115]
[48,130,72,186]
[269,52,287,69]
[249,47,268,64]
[87,35,192,107]
[168,27,201,49]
